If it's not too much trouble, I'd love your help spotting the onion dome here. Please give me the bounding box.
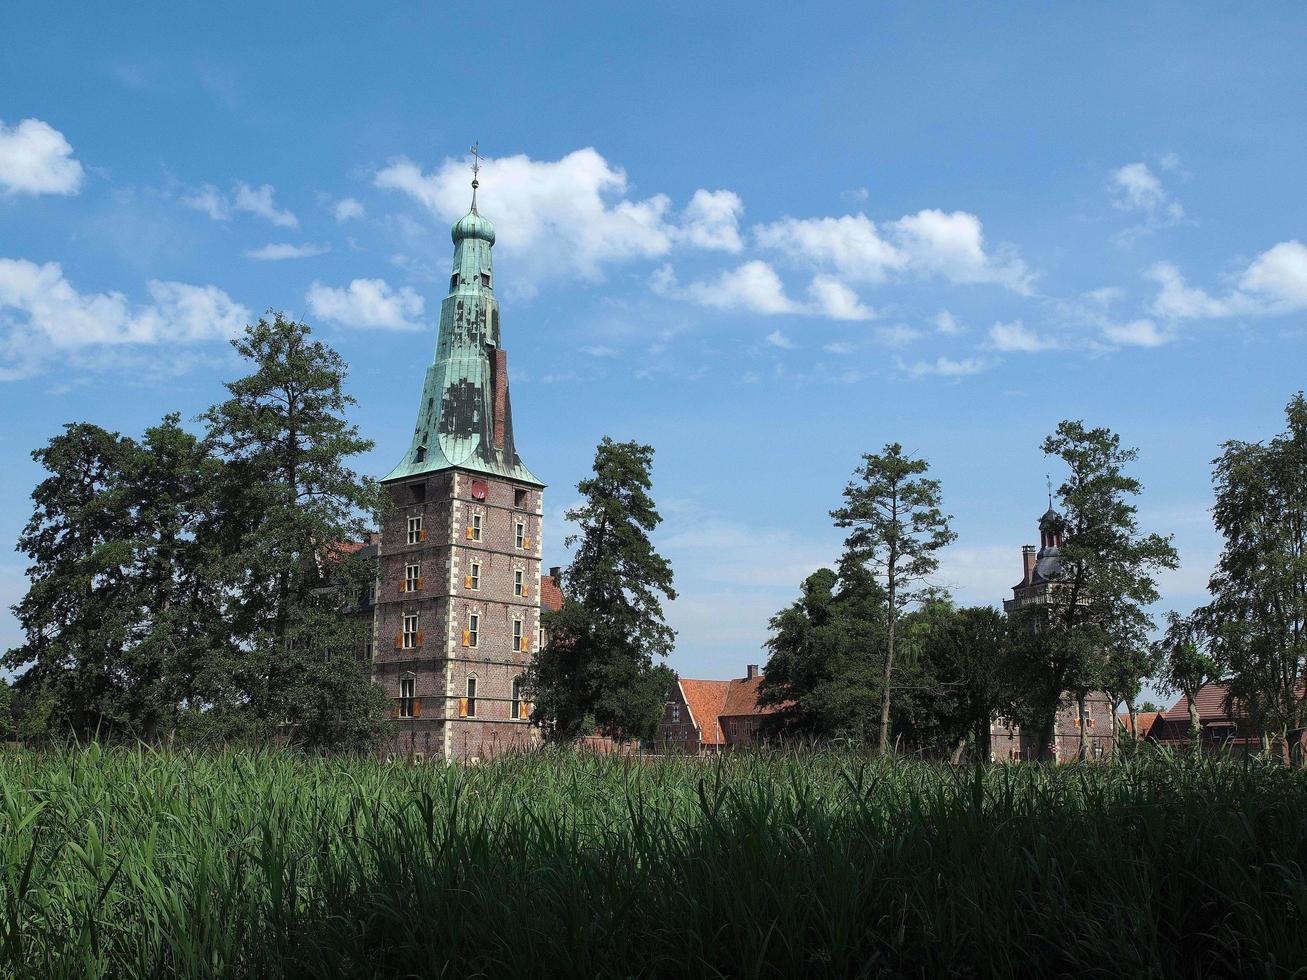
[452,210,496,246]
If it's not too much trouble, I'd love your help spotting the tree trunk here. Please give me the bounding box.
[977,712,992,764]
[1077,695,1089,762]
[1187,690,1202,747]
[880,567,896,757]
[1125,694,1139,743]
[1038,710,1057,762]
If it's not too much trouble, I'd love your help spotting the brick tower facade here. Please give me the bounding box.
[372,179,545,762]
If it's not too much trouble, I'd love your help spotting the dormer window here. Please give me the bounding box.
[450,273,459,291]
[480,272,491,288]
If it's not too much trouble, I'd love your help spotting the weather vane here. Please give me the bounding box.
[469,141,481,212]
[1045,473,1053,509]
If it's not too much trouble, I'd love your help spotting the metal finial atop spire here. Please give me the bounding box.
[1045,473,1053,509]
[469,141,481,213]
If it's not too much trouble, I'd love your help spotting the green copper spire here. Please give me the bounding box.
[383,160,541,486]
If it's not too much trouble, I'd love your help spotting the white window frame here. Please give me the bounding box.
[514,568,524,596]
[407,515,423,545]
[466,675,478,717]
[469,561,481,591]
[511,676,523,720]
[471,513,482,542]
[399,675,415,718]
[405,563,420,592]
[515,521,525,549]
[467,612,479,648]
[402,613,419,650]
[512,618,523,652]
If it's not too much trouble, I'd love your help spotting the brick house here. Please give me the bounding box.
[654,665,781,754]
[370,190,547,763]
[996,504,1116,762]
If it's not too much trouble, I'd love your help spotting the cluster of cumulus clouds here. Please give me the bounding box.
[2,115,1307,382]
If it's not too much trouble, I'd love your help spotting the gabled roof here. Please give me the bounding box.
[1118,711,1161,738]
[1161,682,1235,724]
[539,573,563,613]
[678,679,732,745]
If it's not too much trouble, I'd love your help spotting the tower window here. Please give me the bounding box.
[467,613,479,648]
[514,568,524,596]
[409,482,426,503]
[471,514,482,541]
[466,676,478,717]
[513,619,523,652]
[405,563,421,593]
[468,561,481,591]
[407,516,423,545]
[515,521,525,549]
[514,488,528,509]
[481,272,491,288]
[512,677,524,720]
[402,614,419,649]
[450,273,459,291]
[399,676,415,718]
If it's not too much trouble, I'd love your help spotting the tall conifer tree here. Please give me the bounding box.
[530,437,676,742]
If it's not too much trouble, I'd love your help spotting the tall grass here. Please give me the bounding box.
[1,746,1304,978]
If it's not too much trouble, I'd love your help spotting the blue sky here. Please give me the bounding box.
[2,2,1305,690]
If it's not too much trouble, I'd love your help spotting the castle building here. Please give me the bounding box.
[654,665,783,754]
[371,177,546,762]
[996,505,1115,761]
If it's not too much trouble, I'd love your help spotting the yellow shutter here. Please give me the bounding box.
[465,527,473,539]
[462,630,471,647]
[419,529,428,542]
[464,575,473,588]
[458,697,469,718]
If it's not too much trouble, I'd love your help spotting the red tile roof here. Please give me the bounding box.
[1118,711,1161,738]
[678,674,783,745]
[1161,682,1235,724]
[679,679,732,745]
[539,573,563,613]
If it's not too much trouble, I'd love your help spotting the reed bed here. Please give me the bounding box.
[1,745,1304,978]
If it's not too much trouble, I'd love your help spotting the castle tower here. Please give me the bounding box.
[374,169,544,762]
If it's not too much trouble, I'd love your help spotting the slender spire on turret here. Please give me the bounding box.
[469,141,481,214]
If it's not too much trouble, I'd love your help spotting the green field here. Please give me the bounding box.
[1,747,1304,978]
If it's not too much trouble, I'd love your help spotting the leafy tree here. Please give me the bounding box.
[759,552,887,741]
[1014,421,1177,761]
[1154,611,1222,745]
[4,423,141,740]
[530,438,677,742]
[1102,639,1162,743]
[1202,393,1307,763]
[910,604,1014,762]
[0,678,12,740]
[831,444,955,755]
[201,314,386,752]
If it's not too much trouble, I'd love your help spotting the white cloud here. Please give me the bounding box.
[889,209,1033,292]
[676,189,743,252]
[679,260,801,315]
[988,320,1057,352]
[1110,162,1183,221]
[764,329,795,349]
[375,148,675,283]
[755,208,1030,292]
[244,242,330,261]
[1102,318,1171,347]
[181,183,229,220]
[334,197,365,222]
[233,182,298,227]
[754,213,904,283]
[823,341,854,354]
[902,355,994,379]
[1239,240,1307,310]
[0,118,84,196]
[0,258,248,378]
[807,275,874,320]
[1147,261,1248,319]
[875,324,920,348]
[305,278,424,330]
[934,310,964,334]
[578,344,617,357]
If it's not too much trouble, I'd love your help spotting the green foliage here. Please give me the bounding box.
[1015,420,1178,758]
[2,746,1306,978]
[200,314,387,751]
[831,443,955,754]
[759,555,888,741]
[4,315,387,753]
[1203,392,1307,759]
[1155,611,1223,743]
[531,437,677,742]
